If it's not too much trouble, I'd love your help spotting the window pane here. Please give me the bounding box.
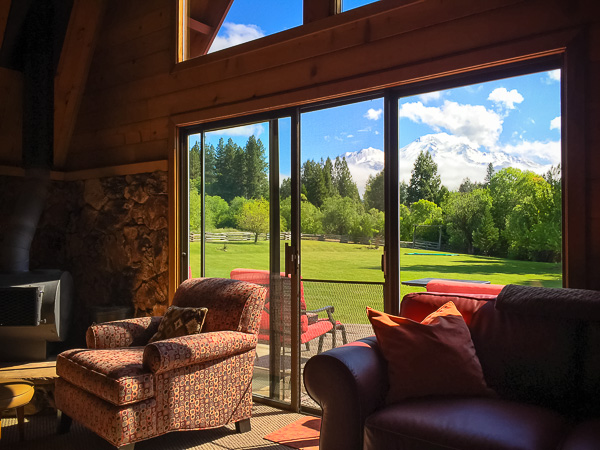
[208,0,302,53]
[398,70,562,296]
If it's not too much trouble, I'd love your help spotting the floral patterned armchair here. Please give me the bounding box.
[54,278,267,449]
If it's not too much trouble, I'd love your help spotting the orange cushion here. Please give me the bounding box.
[366,302,492,404]
[426,280,504,295]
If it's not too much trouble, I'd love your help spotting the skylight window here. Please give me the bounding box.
[208,0,302,54]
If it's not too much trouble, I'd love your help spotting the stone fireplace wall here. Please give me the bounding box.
[0,171,169,343]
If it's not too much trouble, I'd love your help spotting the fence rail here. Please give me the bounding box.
[190,232,383,245]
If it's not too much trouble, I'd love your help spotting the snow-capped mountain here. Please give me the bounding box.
[343,147,384,195]
[343,133,552,195]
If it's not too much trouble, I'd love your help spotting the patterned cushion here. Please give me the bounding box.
[56,347,154,406]
[148,306,208,343]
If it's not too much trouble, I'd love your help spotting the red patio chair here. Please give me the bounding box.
[230,268,347,353]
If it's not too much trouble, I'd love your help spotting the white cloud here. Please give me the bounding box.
[399,100,503,149]
[418,91,442,104]
[501,140,561,166]
[550,116,561,131]
[347,134,354,138]
[209,23,265,53]
[209,123,265,138]
[545,69,561,83]
[488,87,524,110]
[364,108,383,120]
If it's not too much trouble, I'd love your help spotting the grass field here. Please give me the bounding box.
[190,239,562,324]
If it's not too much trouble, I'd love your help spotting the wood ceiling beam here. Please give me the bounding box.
[53,0,106,169]
[187,0,234,58]
[188,17,213,35]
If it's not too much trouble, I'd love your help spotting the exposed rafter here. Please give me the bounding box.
[53,0,106,169]
[185,0,234,59]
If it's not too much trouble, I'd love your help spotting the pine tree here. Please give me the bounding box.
[407,150,442,205]
[204,143,217,195]
[189,141,201,185]
[215,138,244,202]
[334,156,359,201]
[364,170,384,211]
[302,159,326,207]
[484,162,495,186]
[323,157,337,197]
[243,135,268,199]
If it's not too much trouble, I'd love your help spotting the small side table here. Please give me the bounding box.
[0,379,34,441]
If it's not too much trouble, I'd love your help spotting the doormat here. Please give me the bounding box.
[263,416,321,450]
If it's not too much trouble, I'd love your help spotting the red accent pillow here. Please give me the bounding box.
[366,302,493,404]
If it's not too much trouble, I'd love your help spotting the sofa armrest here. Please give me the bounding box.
[143,330,258,374]
[86,316,162,349]
[304,336,388,450]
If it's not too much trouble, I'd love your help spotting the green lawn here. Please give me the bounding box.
[190,240,562,324]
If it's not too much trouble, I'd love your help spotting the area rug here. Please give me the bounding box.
[263,416,321,450]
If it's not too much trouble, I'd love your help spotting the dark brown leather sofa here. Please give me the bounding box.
[304,286,600,450]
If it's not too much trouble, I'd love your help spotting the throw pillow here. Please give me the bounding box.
[366,302,492,404]
[148,306,208,343]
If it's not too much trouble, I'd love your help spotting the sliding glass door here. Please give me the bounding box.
[298,98,386,408]
[182,117,296,405]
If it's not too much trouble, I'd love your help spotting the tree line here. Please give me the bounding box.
[189,137,561,262]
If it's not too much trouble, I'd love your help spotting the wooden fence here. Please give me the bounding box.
[190,232,383,245]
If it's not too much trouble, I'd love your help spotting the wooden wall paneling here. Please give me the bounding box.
[103,0,169,28]
[54,0,107,169]
[96,5,171,51]
[70,117,170,153]
[61,160,168,181]
[0,0,10,48]
[90,28,172,74]
[0,67,22,164]
[171,30,570,127]
[86,48,172,93]
[66,138,169,171]
[163,29,572,128]
[78,73,175,118]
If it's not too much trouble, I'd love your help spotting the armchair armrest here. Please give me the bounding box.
[304,336,388,450]
[143,330,258,374]
[86,316,162,349]
[306,305,336,324]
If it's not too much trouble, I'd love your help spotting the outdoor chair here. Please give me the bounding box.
[230,268,347,353]
[54,278,267,449]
